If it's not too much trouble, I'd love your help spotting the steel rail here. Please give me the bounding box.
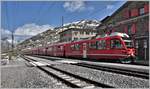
[26,55,149,79]
[21,55,114,88]
[72,63,149,79]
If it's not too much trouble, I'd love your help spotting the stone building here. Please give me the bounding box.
[59,28,97,42]
[97,1,149,61]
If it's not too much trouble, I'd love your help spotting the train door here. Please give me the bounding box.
[53,46,56,56]
[45,47,48,56]
[63,45,66,57]
[83,43,87,58]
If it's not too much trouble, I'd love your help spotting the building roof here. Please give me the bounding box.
[102,1,131,23]
[101,16,110,23]
[58,28,96,34]
[96,1,131,29]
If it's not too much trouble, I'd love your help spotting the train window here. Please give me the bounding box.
[48,47,52,51]
[89,42,97,49]
[57,46,61,50]
[74,44,80,50]
[97,40,106,49]
[111,39,122,49]
[60,46,63,51]
[102,40,106,49]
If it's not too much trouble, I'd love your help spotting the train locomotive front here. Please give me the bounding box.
[109,32,136,63]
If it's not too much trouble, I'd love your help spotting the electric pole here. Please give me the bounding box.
[61,16,64,42]
[11,31,14,52]
[62,16,64,30]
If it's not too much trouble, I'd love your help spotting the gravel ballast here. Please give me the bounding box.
[53,63,149,88]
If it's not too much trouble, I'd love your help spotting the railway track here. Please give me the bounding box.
[32,55,149,79]
[21,55,114,88]
[71,62,149,79]
[33,55,149,66]
[27,55,149,79]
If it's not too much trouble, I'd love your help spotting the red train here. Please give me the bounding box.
[22,32,136,63]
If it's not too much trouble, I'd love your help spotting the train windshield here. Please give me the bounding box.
[122,37,133,48]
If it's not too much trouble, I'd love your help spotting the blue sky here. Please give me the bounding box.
[1,1,126,43]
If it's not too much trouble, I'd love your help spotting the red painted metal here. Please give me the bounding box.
[24,34,136,62]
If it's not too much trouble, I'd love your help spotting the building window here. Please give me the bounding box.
[74,31,78,35]
[68,38,71,41]
[86,32,89,35]
[74,38,78,41]
[80,31,84,35]
[139,7,145,15]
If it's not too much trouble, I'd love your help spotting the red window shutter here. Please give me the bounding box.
[131,9,138,17]
[134,9,138,16]
[144,4,149,13]
[124,26,128,34]
[131,9,134,17]
[123,9,129,18]
[131,23,136,34]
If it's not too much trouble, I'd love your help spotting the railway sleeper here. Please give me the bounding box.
[73,63,149,79]
[22,55,114,88]
[40,66,96,88]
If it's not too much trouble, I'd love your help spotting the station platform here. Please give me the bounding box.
[28,55,149,74]
[134,60,149,66]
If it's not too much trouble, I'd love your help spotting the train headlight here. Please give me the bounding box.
[131,53,134,56]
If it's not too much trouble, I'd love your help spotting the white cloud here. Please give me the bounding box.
[14,23,53,36]
[1,28,11,36]
[1,28,18,44]
[7,39,18,44]
[106,5,114,9]
[1,28,12,41]
[1,23,53,44]
[63,1,86,12]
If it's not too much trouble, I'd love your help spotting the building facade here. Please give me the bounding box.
[59,28,97,42]
[97,1,149,61]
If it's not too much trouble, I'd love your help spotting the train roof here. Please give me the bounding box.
[109,32,129,38]
[24,32,129,50]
